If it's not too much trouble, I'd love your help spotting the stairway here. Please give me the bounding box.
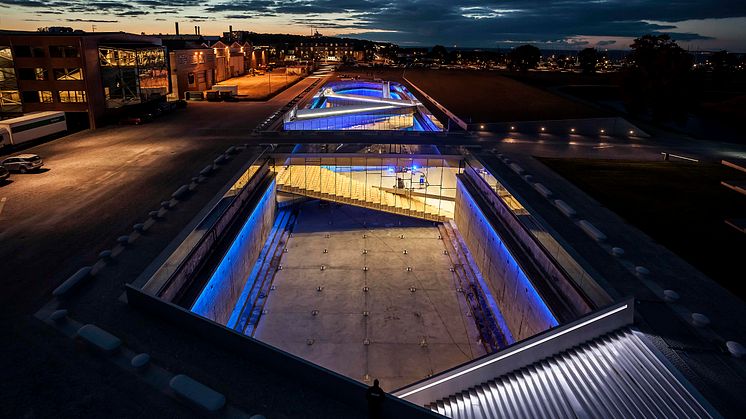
[273,165,451,221]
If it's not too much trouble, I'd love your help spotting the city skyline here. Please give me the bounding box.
[0,0,745,51]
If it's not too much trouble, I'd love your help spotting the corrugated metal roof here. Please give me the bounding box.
[428,329,713,419]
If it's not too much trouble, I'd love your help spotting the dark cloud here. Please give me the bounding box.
[66,18,119,23]
[1,0,742,47]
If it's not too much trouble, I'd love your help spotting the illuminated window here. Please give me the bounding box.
[53,68,83,81]
[40,90,53,103]
[59,90,86,103]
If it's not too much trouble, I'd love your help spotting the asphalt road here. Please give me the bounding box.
[0,76,320,318]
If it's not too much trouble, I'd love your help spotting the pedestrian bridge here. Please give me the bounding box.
[271,154,461,221]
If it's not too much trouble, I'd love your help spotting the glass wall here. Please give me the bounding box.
[283,80,443,132]
[0,46,21,115]
[99,46,168,108]
[273,155,461,220]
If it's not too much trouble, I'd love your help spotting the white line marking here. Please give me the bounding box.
[0,197,6,217]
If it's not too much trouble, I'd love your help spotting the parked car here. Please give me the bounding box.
[119,116,146,125]
[2,154,44,173]
[0,165,9,182]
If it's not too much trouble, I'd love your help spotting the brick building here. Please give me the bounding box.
[0,29,169,128]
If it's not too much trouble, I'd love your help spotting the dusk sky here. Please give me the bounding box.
[1,0,745,51]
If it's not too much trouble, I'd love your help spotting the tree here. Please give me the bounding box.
[508,44,540,72]
[622,34,694,122]
[710,50,737,73]
[577,48,598,74]
[430,45,448,59]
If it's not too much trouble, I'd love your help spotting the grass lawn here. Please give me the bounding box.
[539,158,746,299]
[403,70,609,123]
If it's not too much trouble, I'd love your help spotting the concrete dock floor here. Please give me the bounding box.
[254,201,486,390]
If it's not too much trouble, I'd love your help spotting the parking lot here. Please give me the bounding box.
[0,76,322,318]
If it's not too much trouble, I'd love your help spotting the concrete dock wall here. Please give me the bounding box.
[191,181,277,325]
[454,179,558,341]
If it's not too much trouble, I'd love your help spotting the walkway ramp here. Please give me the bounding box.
[273,165,452,221]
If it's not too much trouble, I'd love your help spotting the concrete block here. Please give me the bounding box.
[171,185,190,199]
[90,260,107,276]
[691,313,710,328]
[98,250,113,260]
[611,247,625,257]
[225,146,237,155]
[553,199,576,217]
[77,324,122,353]
[726,341,745,358]
[663,289,679,302]
[169,374,226,412]
[532,183,552,198]
[508,163,524,174]
[116,235,130,245]
[199,165,214,176]
[214,155,226,165]
[578,220,606,242]
[131,353,151,369]
[52,266,93,296]
[49,309,68,322]
[133,223,145,233]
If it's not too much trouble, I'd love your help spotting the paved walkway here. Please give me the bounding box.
[255,202,485,390]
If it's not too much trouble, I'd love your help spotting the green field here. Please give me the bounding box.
[539,158,746,299]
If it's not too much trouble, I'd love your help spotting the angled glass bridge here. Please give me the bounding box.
[283,80,444,131]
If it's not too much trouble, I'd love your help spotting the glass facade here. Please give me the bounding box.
[99,46,169,108]
[0,46,21,115]
[283,80,443,132]
[59,90,86,103]
[273,154,460,220]
[53,68,83,81]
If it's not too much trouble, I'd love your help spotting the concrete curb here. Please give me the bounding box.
[52,266,93,297]
[169,374,226,412]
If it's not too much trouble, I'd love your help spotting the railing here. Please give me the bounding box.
[142,147,274,301]
[272,155,462,221]
[461,153,611,309]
